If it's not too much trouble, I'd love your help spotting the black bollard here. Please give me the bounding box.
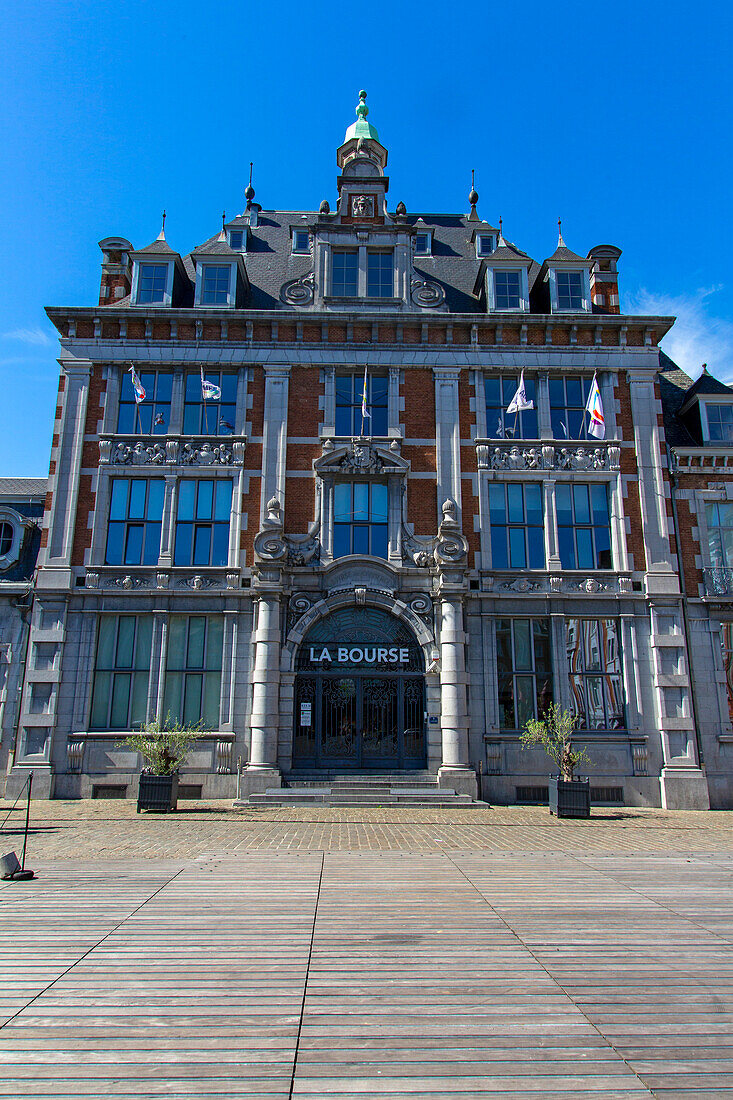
[11,772,35,881]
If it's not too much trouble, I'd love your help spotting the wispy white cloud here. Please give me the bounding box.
[1,327,53,347]
[626,286,733,385]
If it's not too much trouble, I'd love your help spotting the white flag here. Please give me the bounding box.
[506,371,534,415]
[200,367,221,402]
[585,374,605,439]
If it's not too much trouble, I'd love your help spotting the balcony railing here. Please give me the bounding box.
[703,568,733,596]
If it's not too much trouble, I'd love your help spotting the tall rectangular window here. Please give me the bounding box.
[494,271,521,309]
[163,615,224,728]
[90,616,153,729]
[566,618,624,730]
[706,404,733,442]
[489,483,544,569]
[367,252,393,298]
[550,375,594,439]
[333,482,388,559]
[556,271,584,310]
[557,483,612,569]
[201,265,231,304]
[106,479,164,566]
[332,251,358,296]
[117,371,172,434]
[496,618,552,730]
[137,263,168,304]
[174,479,232,567]
[335,374,388,436]
[485,375,538,438]
[720,622,733,724]
[707,501,733,569]
[183,372,237,435]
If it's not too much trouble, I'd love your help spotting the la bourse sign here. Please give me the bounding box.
[308,645,411,666]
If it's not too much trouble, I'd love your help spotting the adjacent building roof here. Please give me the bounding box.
[0,478,48,497]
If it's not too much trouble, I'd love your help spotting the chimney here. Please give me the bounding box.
[587,245,622,314]
[98,237,133,306]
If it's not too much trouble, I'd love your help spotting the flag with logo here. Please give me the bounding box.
[129,364,146,404]
[585,374,605,439]
[361,365,370,421]
[506,370,534,415]
[200,367,221,401]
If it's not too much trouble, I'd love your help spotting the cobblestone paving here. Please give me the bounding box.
[1,799,732,859]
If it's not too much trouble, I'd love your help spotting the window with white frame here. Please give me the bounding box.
[117,370,172,434]
[557,483,612,570]
[496,618,553,730]
[174,479,233,567]
[494,270,521,309]
[414,232,431,255]
[476,234,495,257]
[0,523,12,557]
[201,265,231,305]
[228,230,246,251]
[292,229,310,254]
[566,618,624,730]
[706,501,733,569]
[549,375,594,439]
[136,263,168,304]
[366,251,393,298]
[332,251,358,296]
[335,373,388,436]
[106,479,164,566]
[705,404,733,442]
[90,615,153,729]
[333,481,388,558]
[163,615,224,727]
[556,270,584,310]
[489,483,544,569]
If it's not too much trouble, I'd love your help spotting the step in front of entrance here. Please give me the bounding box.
[245,787,476,806]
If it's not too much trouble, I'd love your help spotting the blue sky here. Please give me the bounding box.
[2,0,732,474]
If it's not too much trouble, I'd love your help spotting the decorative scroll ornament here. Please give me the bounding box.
[288,592,314,627]
[501,577,541,593]
[433,498,468,566]
[253,496,287,561]
[410,273,445,308]
[339,440,384,473]
[280,270,315,306]
[409,594,434,624]
[402,529,432,567]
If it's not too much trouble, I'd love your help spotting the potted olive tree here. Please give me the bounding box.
[521,703,591,818]
[120,716,203,813]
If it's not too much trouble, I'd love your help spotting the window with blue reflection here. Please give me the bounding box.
[117,371,172,434]
[556,483,611,569]
[105,479,164,566]
[489,483,544,569]
[367,252,393,298]
[549,375,594,439]
[183,372,237,435]
[137,264,168,304]
[706,404,733,442]
[333,481,388,559]
[174,479,232,567]
[201,265,231,304]
[494,271,521,309]
[332,252,358,296]
[335,374,388,437]
[496,618,553,730]
[485,376,538,438]
[556,271,584,310]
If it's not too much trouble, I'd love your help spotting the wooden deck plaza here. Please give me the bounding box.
[1,806,733,1096]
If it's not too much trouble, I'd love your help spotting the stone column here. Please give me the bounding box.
[240,591,283,797]
[437,585,477,798]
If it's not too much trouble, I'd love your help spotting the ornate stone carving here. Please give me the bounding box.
[485,742,503,775]
[108,574,150,590]
[409,594,433,624]
[501,577,541,593]
[338,440,384,473]
[215,740,233,775]
[556,446,611,471]
[286,534,320,566]
[549,575,563,592]
[84,572,99,589]
[476,441,620,472]
[433,498,469,566]
[179,574,221,590]
[567,577,607,593]
[254,497,286,562]
[100,437,244,467]
[354,586,366,605]
[180,441,233,466]
[410,274,445,308]
[402,528,432,567]
[631,742,649,776]
[351,194,375,218]
[280,270,315,306]
[156,573,169,589]
[107,440,167,466]
[288,592,314,627]
[66,740,85,774]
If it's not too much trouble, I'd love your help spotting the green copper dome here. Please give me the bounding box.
[344,90,380,143]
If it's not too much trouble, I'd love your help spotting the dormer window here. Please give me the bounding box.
[200,265,232,306]
[136,263,169,304]
[414,232,432,256]
[228,230,246,252]
[292,229,310,254]
[704,403,733,443]
[556,271,584,310]
[477,234,495,258]
[494,271,521,310]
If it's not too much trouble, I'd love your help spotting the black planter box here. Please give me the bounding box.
[548,776,590,818]
[137,773,179,813]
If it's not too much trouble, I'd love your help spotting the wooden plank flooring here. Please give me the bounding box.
[1,851,732,1096]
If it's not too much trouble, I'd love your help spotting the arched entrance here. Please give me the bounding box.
[293,607,426,770]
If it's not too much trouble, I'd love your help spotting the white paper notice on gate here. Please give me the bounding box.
[300,702,312,727]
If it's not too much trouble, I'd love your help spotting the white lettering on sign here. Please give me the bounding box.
[308,645,411,665]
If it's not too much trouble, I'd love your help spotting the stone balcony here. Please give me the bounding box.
[98,434,246,468]
[475,439,621,473]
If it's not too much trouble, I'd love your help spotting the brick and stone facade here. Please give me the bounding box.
[7,93,731,807]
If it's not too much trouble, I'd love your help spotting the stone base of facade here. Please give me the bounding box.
[234,766,283,803]
[660,767,711,810]
[5,766,54,801]
[437,765,478,800]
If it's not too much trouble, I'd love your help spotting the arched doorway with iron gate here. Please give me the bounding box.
[293,607,426,770]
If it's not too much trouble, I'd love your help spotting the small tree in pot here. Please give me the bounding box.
[520,703,591,818]
[120,716,204,812]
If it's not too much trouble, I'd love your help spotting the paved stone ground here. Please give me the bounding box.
[2,803,733,1096]
[1,798,733,858]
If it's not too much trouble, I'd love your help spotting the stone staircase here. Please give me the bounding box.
[236,771,484,807]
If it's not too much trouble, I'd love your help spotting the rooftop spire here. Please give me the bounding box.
[558,218,565,247]
[468,169,479,222]
[156,209,166,241]
[344,89,380,143]
[245,162,255,204]
[217,210,227,242]
[498,216,505,245]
